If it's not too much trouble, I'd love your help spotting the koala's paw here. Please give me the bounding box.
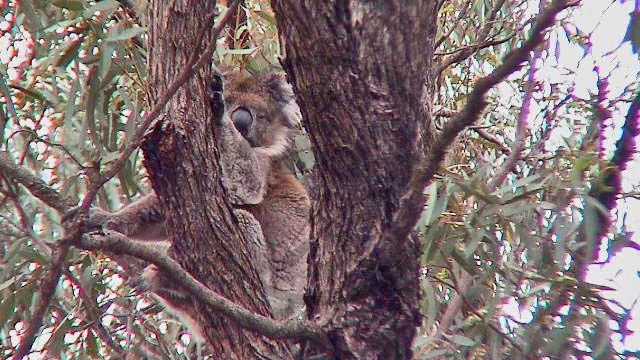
[129,265,189,301]
[209,71,225,123]
[128,264,159,295]
[61,206,112,233]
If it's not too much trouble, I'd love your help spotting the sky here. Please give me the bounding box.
[548,0,640,352]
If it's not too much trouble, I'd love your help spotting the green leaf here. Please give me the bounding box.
[539,201,556,210]
[47,316,73,356]
[52,0,85,11]
[428,182,449,225]
[0,295,15,328]
[15,281,37,309]
[0,277,17,292]
[84,329,100,357]
[450,249,479,275]
[63,74,81,146]
[415,182,437,232]
[418,350,449,359]
[40,19,79,33]
[105,25,147,42]
[18,0,45,31]
[455,182,501,204]
[464,227,487,257]
[83,0,120,18]
[84,65,102,150]
[255,10,275,25]
[449,334,476,347]
[226,47,258,55]
[54,37,84,69]
[17,248,51,265]
[420,279,437,333]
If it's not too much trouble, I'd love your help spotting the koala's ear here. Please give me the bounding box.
[265,72,295,104]
[264,72,302,127]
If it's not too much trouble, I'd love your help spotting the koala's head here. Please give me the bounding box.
[223,71,301,158]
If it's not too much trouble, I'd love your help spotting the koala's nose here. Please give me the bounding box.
[231,107,253,137]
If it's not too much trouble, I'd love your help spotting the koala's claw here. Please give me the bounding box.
[61,206,111,233]
[128,265,157,295]
[212,71,223,89]
[128,277,149,296]
[209,72,225,122]
[129,265,189,302]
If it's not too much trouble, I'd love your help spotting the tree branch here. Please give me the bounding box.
[13,245,69,360]
[13,4,242,358]
[63,269,126,357]
[385,0,578,261]
[434,108,512,154]
[0,151,74,213]
[488,36,544,191]
[76,231,330,345]
[79,0,241,211]
[471,127,511,154]
[427,10,548,346]
[593,88,640,212]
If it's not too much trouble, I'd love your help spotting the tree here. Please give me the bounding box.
[0,0,638,359]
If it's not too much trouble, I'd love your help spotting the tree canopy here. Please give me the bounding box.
[0,0,638,359]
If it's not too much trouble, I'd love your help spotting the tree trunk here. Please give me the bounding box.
[143,1,291,358]
[271,1,439,358]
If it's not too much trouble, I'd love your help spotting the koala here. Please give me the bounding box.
[88,70,310,327]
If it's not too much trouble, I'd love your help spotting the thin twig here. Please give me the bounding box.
[13,245,70,360]
[63,269,126,357]
[430,271,473,340]
[472,127,511,154]
[437,0,508,72]
[0,151,74,213]
[435,0,473,48]
[487,33,544,191]
[384,0,579,264]
[6,129,85,169]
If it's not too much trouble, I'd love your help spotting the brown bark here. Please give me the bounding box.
[143,1,291,358]
[271,2,439,358]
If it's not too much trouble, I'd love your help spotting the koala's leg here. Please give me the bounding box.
[62,193,166,242]
[105,193,167,241]
[251,174,311,320]
[234,209,272,293]
[133,264,206,343]
[130,209,277,340]
[209,73,270,205]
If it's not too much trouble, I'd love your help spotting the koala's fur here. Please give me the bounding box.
[95,71,310,328]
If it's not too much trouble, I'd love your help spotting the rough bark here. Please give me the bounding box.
[271,2,439,358]
[143,1,291,358]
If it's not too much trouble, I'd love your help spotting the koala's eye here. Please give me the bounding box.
[231,107,253,137]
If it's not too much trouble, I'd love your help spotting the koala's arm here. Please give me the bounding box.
[96,193,167,241]
[218,119,271,205]
[210,73,271,205]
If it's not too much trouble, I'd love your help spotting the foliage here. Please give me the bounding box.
[0,0,637,359]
